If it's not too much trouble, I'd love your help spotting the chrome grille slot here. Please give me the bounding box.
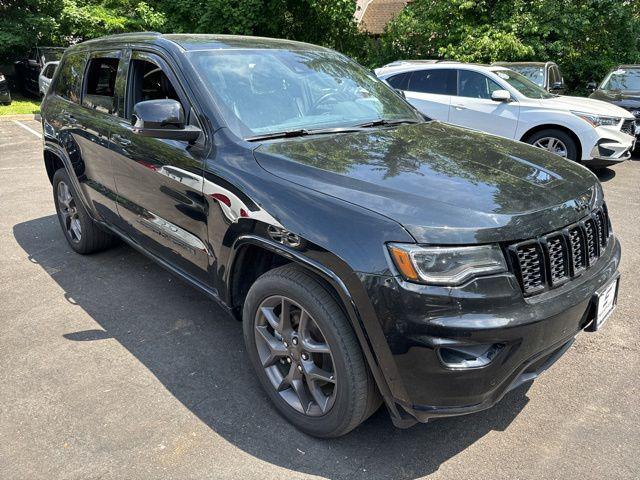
[509,205,611,296]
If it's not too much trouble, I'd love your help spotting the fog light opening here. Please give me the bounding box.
[438,343,505,369]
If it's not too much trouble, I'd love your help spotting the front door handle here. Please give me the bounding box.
[111,134,131,147]
[453,104,467,110]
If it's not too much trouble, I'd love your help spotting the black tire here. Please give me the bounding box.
[525,129,579,162]
[243,264,381,438]
[52,168,116,254]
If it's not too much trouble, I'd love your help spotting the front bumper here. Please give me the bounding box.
[583,125,635,166]
[361,236,621,426]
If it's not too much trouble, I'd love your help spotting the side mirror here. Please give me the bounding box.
[131,99,201,142]
[491,89,511,102]
[395,88,406,99]
[586,82,598,93]
[551,82,564,90]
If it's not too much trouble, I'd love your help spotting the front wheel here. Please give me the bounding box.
[525,129,579,161]
[243,264,380,437]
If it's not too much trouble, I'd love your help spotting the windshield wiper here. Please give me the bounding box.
[245,126,365,142]
[354,118,422,128]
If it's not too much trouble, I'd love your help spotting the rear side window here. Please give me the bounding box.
[83,57,120,114]
[457,70,502,99]
[385,73,410,90]
[53,52,86,104]
[407,69,456,95]
[44,64,56,78]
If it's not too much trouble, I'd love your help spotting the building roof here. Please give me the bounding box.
[356,0,408,35]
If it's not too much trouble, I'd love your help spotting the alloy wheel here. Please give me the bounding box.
[254,295,337,416]
[532,136,568,158]
[57,180,82,243]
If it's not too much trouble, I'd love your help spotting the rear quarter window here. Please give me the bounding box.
[53,51,87,104]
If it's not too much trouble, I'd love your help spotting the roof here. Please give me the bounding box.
[375,61,503,77]
[492,61,555,67]
[356,0,408,35]
[73,32,330,52]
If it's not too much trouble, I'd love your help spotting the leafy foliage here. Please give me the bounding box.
[380,0,640,92]
[1,0,640,92]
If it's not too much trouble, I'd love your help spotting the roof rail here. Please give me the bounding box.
[86,31,162,41]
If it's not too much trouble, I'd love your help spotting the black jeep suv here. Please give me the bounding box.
[41,33,621,438]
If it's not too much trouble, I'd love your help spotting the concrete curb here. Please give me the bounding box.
[0,113,41,122]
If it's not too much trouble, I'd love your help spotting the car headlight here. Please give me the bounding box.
[387,244,507,286]
[571,111,621,128]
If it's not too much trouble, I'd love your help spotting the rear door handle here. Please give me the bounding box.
[453,104,467,110]
[111,134,131,147]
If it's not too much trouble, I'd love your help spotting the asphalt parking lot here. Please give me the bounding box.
[1,117,639,480]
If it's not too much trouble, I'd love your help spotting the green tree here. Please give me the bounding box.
[381,0,640,92]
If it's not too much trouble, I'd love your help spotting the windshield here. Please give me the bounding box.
[493,69,554,99]
[601,68,640,91]
[506,66,544,87]
[187,49,422,138]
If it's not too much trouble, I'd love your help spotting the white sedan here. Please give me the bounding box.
[376,61,635,167]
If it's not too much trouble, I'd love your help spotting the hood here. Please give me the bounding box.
[253,122,601,244]
[590,89,640,113]
[541,95,635,118]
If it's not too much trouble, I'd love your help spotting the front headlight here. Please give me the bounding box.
[387,244,507,286]
[571,111,621,128]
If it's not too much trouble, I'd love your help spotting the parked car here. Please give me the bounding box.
[376,61,635,167]
[14,46,65,96]
[588,65,640,141]
[0,71,11,105]
[493,61,566,94]
[38,61,59,96]
[42,33,621,437]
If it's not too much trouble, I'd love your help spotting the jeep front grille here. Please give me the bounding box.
[509,205,611,296]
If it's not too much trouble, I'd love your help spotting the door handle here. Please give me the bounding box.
[453,104,467,110]
[111,134,131,147]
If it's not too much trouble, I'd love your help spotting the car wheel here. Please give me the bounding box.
[526,129,578,161]
[52,168,116,254]
[243,264,381,438]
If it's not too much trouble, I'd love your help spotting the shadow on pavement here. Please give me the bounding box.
[594,168,616,182]
[13,215,531,480]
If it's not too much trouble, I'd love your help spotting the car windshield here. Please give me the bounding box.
[506,65,545,87]
[601,68,640,91]
[493,69,554,99]
[187,49,422,138]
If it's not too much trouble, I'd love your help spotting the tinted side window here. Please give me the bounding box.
[407,69,456,95]
[386,73,410,90]
[83,57,120,114]
[52,52,86,104]
[127,58,182,119]
[458,70,502,99]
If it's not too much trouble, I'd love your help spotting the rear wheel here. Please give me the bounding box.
[243,264,380,437]
[52,168,116,254]
[525,129,578,161]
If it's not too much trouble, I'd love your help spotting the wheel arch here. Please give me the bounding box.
[43,140,96,219]
[520,124,583,161]
[227,234,410,426]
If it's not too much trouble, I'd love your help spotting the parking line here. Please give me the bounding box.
[12,120,42,139]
